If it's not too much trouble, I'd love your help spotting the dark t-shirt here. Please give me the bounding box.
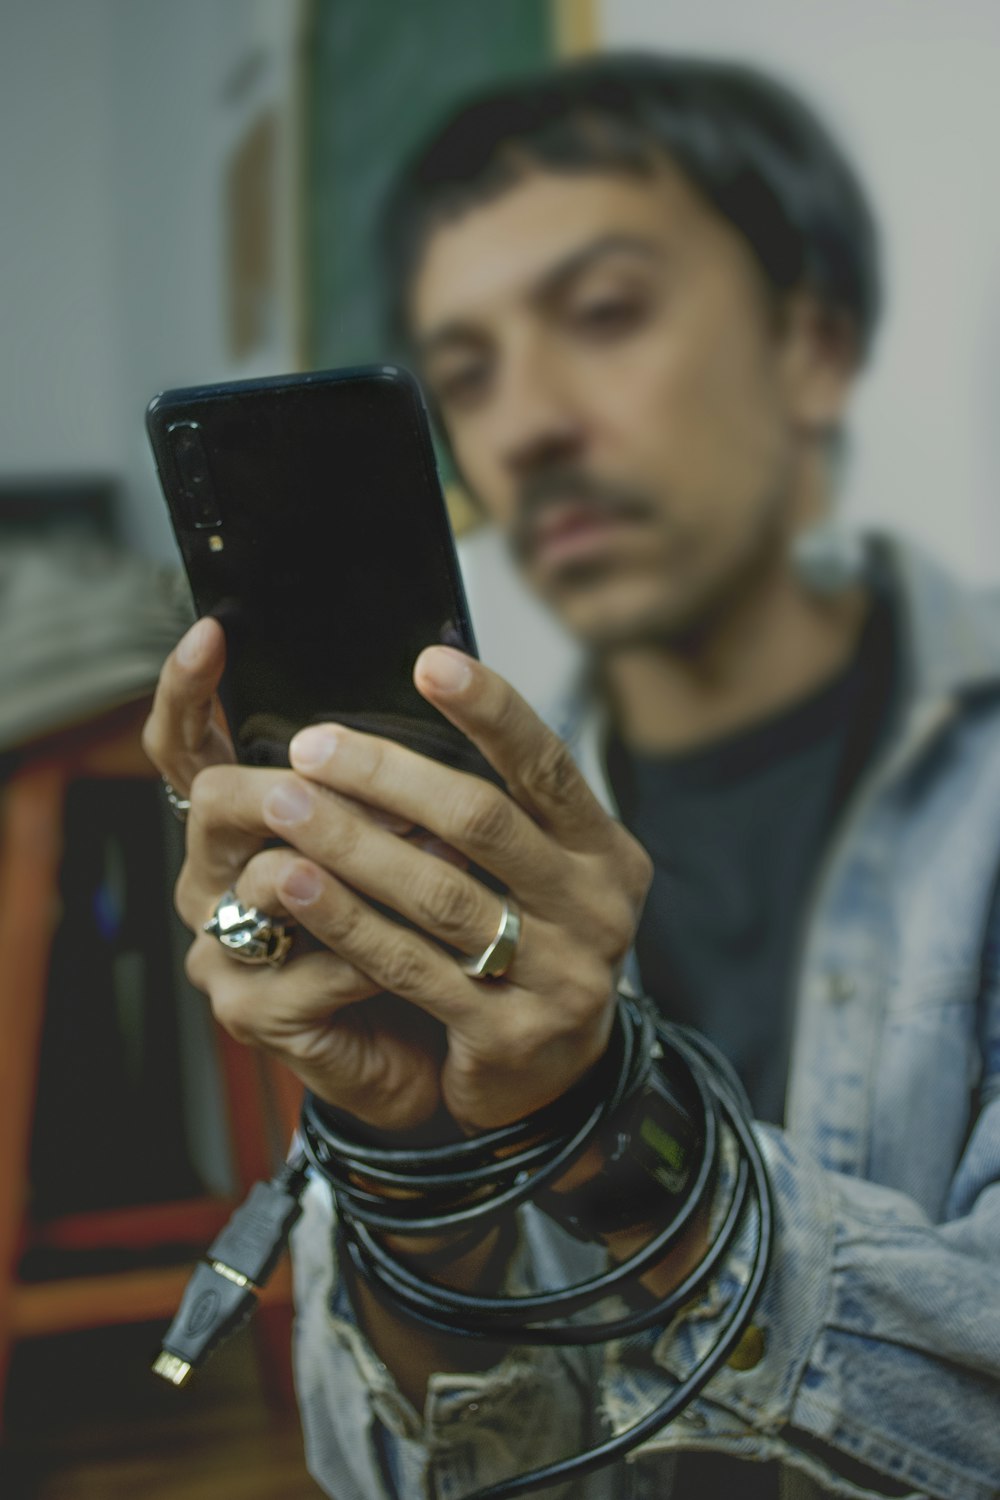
[606,593,897,1497]
[608,591,896,1125]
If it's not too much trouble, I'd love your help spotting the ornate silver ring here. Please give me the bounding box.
[204,888,294,968]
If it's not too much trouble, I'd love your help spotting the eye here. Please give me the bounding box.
[573,295,649,339]
[436,360,493,410]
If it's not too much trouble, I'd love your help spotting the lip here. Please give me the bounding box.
[531,503,636,571]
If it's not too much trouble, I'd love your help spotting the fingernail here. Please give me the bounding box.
[290,727,339,770]
[282,862,321,905]
[417,646,472,695]
[264,781,313,825]
[178,618,212,669]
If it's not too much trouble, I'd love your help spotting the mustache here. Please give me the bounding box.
[509,467,659,563]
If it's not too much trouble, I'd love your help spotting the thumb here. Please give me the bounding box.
[143,616,234,790]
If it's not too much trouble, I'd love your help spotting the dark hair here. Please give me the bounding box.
[379,52,881,361]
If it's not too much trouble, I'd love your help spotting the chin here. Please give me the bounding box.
[552,571,715,651]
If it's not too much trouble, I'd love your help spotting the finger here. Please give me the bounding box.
[187,930,375,1032]
[233,846,375,991]
[409,831,469,869]
[258,792,538,978]
[270,853,498,1028]
[286,723,563,895]
[142,616,234,792]
[175,763,274,928]
[412,648,611,848]
[175,764,412,930]
[185,935,439,1127]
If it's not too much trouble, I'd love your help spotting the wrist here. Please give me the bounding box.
[310,1092,461,1150]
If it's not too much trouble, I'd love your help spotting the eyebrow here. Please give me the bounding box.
[415,233,663,361]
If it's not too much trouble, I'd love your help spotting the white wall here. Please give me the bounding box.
[0,0,304,558]
[597,0,1000,582]
[105,0,305,558]
[0,0,121,475]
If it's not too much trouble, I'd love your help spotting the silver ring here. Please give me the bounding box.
[459,896,521,981]
[204,888,294,968]
[162,779,191,823]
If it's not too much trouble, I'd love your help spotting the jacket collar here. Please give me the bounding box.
[879,531,1000,703]
[549,530,1000,804]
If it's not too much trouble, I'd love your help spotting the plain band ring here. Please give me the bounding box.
[204,888,294,968]
[162,778,191,822]
[460,896,521,981]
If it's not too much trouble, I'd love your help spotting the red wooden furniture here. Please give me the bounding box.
[0,701,303,1431]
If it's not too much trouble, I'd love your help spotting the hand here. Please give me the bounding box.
[144,624,652,1137]
[143,618,446,1131]
[254,644,653,1133]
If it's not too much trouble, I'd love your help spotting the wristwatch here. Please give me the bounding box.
[535,1064,704,1242]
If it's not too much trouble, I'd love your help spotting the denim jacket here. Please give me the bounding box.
[290,536,1000,1500]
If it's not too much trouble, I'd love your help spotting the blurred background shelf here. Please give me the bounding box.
[0,712,303,1455]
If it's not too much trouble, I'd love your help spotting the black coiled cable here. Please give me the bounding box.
[300,996,772,1500]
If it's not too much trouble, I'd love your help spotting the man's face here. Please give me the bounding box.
[410,164,846,650]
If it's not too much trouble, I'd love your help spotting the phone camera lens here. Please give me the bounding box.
[169,421,222,529]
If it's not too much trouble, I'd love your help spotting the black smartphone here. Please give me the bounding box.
[146,364,488,775]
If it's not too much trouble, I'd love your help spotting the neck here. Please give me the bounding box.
[603,555,868,755]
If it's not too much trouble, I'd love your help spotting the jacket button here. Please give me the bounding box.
[728,1324,766,1371]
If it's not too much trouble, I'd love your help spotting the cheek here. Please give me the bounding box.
[594,317,787,518]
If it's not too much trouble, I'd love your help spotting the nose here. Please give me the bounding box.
[502,409,587,481]
[493,345,589,482]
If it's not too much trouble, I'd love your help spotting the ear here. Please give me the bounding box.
[777,293,859,437]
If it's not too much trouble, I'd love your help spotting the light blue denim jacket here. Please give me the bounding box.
[291,536,1000,1500]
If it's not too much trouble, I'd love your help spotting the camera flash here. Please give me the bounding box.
[208,534,224,552]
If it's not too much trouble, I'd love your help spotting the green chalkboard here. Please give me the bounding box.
[305,0,555,369]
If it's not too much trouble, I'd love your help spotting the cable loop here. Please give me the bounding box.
[300,994,772,1500]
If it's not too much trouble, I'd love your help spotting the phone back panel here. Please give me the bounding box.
[147,366,480,769]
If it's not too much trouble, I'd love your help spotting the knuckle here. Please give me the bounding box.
[183,938,208,991]
[488,683,521,742]
[624,836,654,900]
[414,865,479,938]
[329,805,363,859]
[380,941,430,998]
[605,827,653,905]
[173,865,202,931]
[488,1015,538,1071]
[553,961,613,1019]
[601,894,639,953]
[572,871,637,956]
[322,892,364,948]
[528,738,578,806]
[187,763,229,821]
[182,939,256,1048]
[140,714,164,770]
[461,786,514,851]
[208,983,256,1046]
[245,844,287,893]
[351,732,385,790]
[277,1027,327,1068]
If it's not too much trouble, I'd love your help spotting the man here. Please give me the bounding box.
[144,55,1000,1499]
